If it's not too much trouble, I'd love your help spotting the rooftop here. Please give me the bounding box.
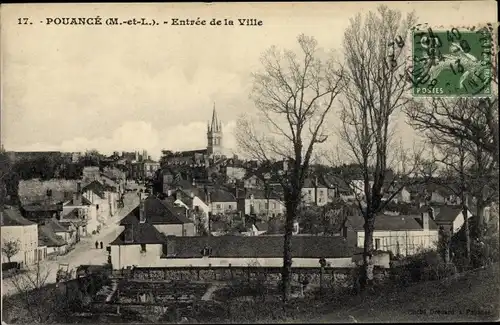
[119,195,193,226]
[1,207,36,226]
[110,222,167,245]
[164,235,360,259]
[346,213,438,231]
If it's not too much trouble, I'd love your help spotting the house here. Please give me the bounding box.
[21,199,65,225]
[143,158,161,179]
[118,194,196,237]
[302,177,330,206]
[383,186,412,204]
[209,189,237,215]
[60,181,99,235]
[236,189,285,220]
[321,174,355,200]
[224,165,246,183]
[110,234,364,270]
[427,184,461,205]
[343,209,440,257]
[59,209,86,243]
[1,206,46,267]
[170,189,210,232]
[38,225,68,256]
[243,174,263,189]
[349,179,375,198]
[43,219,77,248]
[82,166,101,183]
[432,205,473,234]
[82,180,119,226]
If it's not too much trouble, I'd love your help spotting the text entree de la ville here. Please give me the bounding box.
[43,17,263,26]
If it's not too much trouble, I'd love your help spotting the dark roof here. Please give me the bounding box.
[119,195,192,226]
[109,222,167,245]
[165,235,359,258]
[347,213,438,231]
[174,189,194,207]
[1,207,36,226]
[38,226,67,247]
[303,177,329,189]
[21,201,63,212]
[45,219,71,233]
[63,208,79,219]
[243,188,281,200]
[81,180,106,199]
[210,189,236,202]
[20,190,74,205]
[321,174,352,192]
[434,205,464,223]
[81,196,93,205]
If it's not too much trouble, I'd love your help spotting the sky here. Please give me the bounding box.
[1,2,497,160]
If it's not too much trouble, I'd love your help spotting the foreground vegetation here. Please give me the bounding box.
[2,261,498,324]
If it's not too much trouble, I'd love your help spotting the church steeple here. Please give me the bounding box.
[210,102,221,133]
[207,102,223,157]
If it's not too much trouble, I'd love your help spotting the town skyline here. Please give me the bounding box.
[1,2,495,160]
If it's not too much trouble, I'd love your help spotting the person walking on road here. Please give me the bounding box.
[95,241,99,249]
[100,241,104,249]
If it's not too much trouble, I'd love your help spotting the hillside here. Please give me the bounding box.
[304,263,500,323]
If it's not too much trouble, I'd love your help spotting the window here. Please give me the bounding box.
[272,203,276,209]
[228,205,232,210]
[182,228,187,236]
[140,244,147,253]
[216,204,221,209]
[308,190,312,195]
[201,246,212,256]
[375,239,380,250]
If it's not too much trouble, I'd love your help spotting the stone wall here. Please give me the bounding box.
[126,266,389,289]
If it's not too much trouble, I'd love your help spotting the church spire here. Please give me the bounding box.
[210,102,220,132]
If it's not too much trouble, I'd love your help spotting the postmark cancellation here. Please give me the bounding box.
[411,23,496,97]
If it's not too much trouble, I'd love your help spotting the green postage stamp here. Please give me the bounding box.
[412,26,493,97]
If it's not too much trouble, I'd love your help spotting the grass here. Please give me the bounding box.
[307,262,500,323]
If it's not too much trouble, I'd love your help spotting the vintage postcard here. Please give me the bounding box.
[1,2,498,324]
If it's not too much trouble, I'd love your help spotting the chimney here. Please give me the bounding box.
[165,236,176,257]
[190,192,194,198]
[139,199,146,223]
[167,189,172,197]
[422,211,429,231]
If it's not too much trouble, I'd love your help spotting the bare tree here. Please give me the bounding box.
[236,34,344,302]
[338,5,419,289]
[2,239,21,263]
[9,262,60,323]
[407,97,499,166]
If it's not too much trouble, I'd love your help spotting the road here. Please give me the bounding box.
[1,191,141,298]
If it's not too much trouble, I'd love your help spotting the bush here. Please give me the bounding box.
[451,216,500,271]
[390,249,456,284]
[92,230,97,235]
